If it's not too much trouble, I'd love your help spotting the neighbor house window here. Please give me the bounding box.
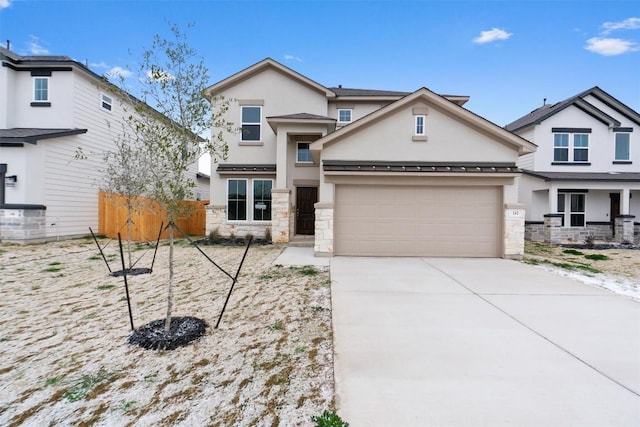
[553,132,589,163]
[570,194,585,227]
[338,109,352,123]
[415,115,425,136]
[227,179,247,221]
[297,142,313,163]
[553,134,569,162]
[573,134,589,162]
[101,94,112,111]
[33,77,49,101]
[241,106,261,141]
[615,133,630,161]
[253,179,272,221]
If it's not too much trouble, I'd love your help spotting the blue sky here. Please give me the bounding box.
[1,0,638,128]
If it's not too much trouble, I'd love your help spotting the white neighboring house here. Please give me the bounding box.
[205,58,536,258]
[0,46,207,243]
[506,87,640,244]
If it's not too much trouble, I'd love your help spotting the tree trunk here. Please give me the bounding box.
[127,215,133,270]
[164,221,175,331]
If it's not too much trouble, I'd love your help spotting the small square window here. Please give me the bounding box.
[338,109,352,123]
[34,77,49,101]
[297,142,313,163]
[415,115,425,136]
[101,94,112,111]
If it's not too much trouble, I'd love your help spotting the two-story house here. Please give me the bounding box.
[506,87,640,244]
[0,46,207,243]
[205,58,537,258]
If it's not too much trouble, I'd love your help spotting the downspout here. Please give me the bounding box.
[0,163,7,206]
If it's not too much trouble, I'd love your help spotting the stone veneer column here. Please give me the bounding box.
[271,189,291,243]
[205,204,230,236]
[314,203,334,256]
[503,203,525,260]
[543,214,563,244]
[0,205,47,243]
[614,215,635,244]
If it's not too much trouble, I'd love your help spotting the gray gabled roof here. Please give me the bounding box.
[329,87,411,97]
[505,86,640,132]
[522,169,640,182]
[0,46,72,63]
[0,128,88,144]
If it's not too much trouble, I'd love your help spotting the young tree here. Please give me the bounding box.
[131,24,233,331]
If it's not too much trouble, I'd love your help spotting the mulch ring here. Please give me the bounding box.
[127,316,209,350]
[110,268,153,277]
[561,243,640,250]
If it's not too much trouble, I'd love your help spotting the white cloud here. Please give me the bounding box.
[90,61,110,70]
[602,17,640,35]
[106,66,133,79]
[0,0,11,9]
[584,37,639,56]
[28,36,49,55]
[473,28,513,44]
[146,68,174,82]
[284,54,302,62]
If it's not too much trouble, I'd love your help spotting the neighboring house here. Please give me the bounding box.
[506,87,640,244]
[0,46,207,243]
[205,58,536,258]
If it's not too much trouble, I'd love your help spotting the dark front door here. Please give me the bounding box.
[296,187,317,235]
[610,193,620,235]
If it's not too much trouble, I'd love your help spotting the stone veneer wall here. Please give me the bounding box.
[271,189,291,243]
[527,220,636,243]
[0,205,47,243]
[525,222,544,241]
[503,204,525,260]
[314,203,333,256]
[205,204,271,239]
[614,216,635,244]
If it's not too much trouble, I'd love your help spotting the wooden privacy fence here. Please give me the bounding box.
[98,191,209,241]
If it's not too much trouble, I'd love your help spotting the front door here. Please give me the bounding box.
[296,187,317,235]
[610,193,620,235]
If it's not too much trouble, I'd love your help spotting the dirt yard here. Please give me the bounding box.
[0,238,334,426]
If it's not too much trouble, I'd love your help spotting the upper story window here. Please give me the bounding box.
[297,142,313,163]
[415,115,426,136]
[553,131,589,163]
[101,94,113,111]
[241,106,261,141]
[338,109,352,123]
[33,77,49,101]
[615,133,630,161]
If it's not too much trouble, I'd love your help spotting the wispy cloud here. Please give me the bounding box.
[106,66,133,79]
[0,0,11,10]
[472,28,513,44]
[602,17,640,35]
[284,54,302,62]
[585,37,639,56]
[90,61,110,70]
[28,35,49,55]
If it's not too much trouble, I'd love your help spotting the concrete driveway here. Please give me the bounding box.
[330,257,640,426]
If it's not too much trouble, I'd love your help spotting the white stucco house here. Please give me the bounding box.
[0,46,207,243]
[205,58,537,258]
[506,87,640,244]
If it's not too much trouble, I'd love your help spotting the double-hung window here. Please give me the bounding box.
[101,94,112,111]
[297,142,313,163]
[569,194,585,227]
[253,180,272,221]
[227,179,247,221]
[553,131,589,163]
[615,133,630,161]
[338,109,352,123]
[33,77,49,101]
[241,106,261,141]
[415,115,426,136]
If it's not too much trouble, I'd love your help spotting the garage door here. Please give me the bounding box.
[334,185,501,257]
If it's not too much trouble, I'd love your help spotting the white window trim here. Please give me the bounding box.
[226,178,248,222]
[337,108,352,123]
[415,115,426,136]
[241,105,262,142]
[252,178,273,222]
[296,142,313,164]
[614,133,631,161]
[101,93,113,111]
[33,77,49,102]
[553,132,589,163]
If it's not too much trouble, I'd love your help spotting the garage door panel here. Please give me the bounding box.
[335,185,501,257]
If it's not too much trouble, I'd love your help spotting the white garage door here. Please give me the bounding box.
[334,185,501,257]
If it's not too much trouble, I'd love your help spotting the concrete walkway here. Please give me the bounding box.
[272,246,330,267]
[331,257,640,426]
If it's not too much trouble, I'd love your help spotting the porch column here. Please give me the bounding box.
[614,215,635,244]
[271,189,291,243]
[548,185,558,213]
[314,202,334,257]
[543,214,563,244]
[621,188,631,215]
[276,131,288,188]
[504,203,525,260]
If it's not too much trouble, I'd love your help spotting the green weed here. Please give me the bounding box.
[45,377,61,386]
[562,249,584,256]
[584,253,610,261]
[311,410,349,427]
[97,284,116,291]
[63,367,119,402]
[268,320,284,331]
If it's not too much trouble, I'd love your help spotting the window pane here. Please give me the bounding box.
[615,134,630,160]
[228,180,247,220]
[573,134,588,147]
[34,78,48,101]
[554,134,568,147]
[242,106,261,123]
[253,179,272,221]
[241,125,260,141]
[557,194,565,212]
[574,148,588,162]
[570,214,585,227]
[570,194,585,212]
[554,148,568,162]
[415,116,425,135]
[297,143,312,162]
[339,109,352,122]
